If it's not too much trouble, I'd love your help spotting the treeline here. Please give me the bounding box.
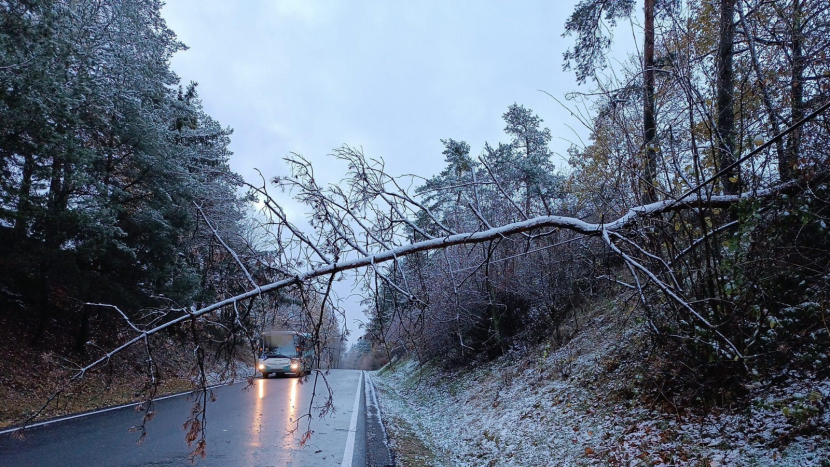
[0,1,251,352]
[356,105,602,368]
[358,0,830,404]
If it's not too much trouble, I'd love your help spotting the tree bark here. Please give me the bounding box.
[14,153,35,239]
[782,0,804,182]
[75,303,90,354]
[45,155,64,248]
[717,0,739,194]
[737,2,786,164]
[643,0,658,203]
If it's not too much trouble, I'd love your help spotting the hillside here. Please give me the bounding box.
[370,298,830,466]
[0,300,255,430]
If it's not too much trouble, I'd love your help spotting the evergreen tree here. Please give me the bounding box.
[0,0,245,346]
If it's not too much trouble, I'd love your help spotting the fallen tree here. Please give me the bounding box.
[18,98,830,458]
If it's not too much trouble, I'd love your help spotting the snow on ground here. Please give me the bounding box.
[371,315,830,466]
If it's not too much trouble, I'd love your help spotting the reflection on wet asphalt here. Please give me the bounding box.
[0,369,364,467]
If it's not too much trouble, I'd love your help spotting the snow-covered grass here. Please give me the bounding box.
[372,309,830,466]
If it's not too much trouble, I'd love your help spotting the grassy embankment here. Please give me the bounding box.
[371,298,830,466]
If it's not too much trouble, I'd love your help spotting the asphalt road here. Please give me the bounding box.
[0,369,367,467]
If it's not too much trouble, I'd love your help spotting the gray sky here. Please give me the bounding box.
[161,0,634,345]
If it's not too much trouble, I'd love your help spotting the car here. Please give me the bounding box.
[257,330,313,378]
[257,350,304,378]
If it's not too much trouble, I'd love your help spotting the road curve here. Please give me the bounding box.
[0,369,366,467]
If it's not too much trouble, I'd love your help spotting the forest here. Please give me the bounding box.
[0,0,345,442]
[352,0,830,407]
[2,0,830,463]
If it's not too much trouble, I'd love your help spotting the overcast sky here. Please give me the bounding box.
[161,0,636,346]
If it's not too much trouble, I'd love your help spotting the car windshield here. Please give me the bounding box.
[261,351,289,359]
[261,332,303,358]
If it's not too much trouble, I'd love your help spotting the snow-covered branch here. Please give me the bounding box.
[65,177,791,383]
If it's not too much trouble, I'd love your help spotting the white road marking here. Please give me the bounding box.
[365,373,387,438]
[0,381,237,435]
[340,370,364,467]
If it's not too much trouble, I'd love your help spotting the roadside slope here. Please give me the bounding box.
[371,304,830,466]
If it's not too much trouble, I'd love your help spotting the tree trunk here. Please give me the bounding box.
[45,156,64,248]
[75,303,90,355]
[643,0,658,203]
[14,153,35,239]
[782,0,804,182]
[717,0,739,194]
[31,260,53,348]
[737,3,786,164]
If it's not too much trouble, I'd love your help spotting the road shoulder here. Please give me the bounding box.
[368,369,444,467]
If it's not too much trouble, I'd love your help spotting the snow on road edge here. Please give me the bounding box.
[372,322,830,466]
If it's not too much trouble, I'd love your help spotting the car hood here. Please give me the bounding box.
[260,357,291,365]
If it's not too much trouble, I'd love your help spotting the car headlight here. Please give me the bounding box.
[258,364,265,370]
[291,362,299,370]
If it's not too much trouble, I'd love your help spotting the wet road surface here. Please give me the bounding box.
[0,369,366,467]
